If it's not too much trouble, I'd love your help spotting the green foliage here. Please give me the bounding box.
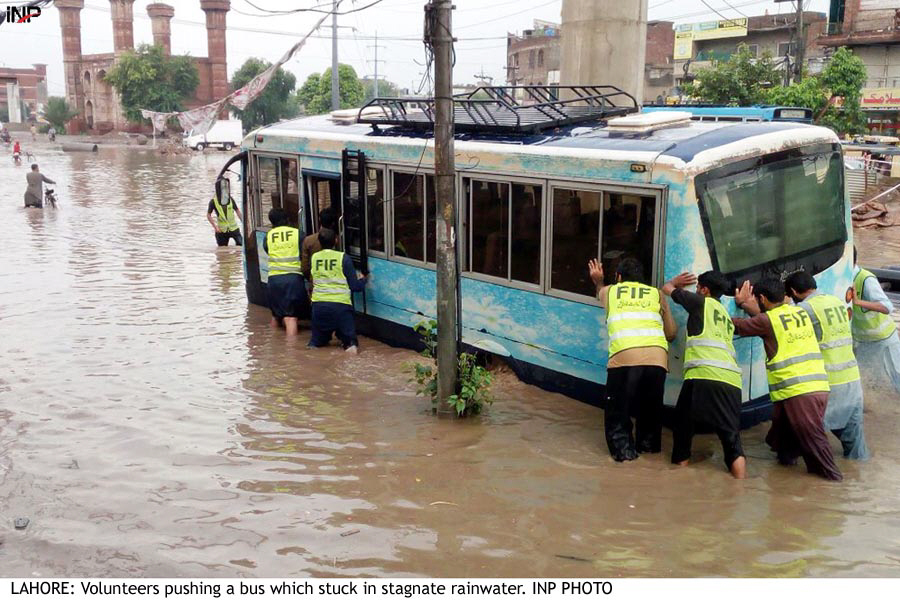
[295,64,366,115]
[230,57,299,131]
[819,47,868,136]
[410,319,493,417]
[682,46,782,106]
[764,76,827,115]
[105,44,199,123]
[43,96,77,131]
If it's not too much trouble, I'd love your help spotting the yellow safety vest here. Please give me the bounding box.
[852,268,896,342]
[684,297,742,390]
[800,294,860,386]
[265,226,301,277]
[607,282,668,357]
[212,196,238,232]
[766,304,830,402]
[311,248,352,305]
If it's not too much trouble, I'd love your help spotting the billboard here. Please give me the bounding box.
[862,88,900,109]
[674,18,749,60]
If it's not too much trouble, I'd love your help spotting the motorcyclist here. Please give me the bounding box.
[13,139,21,163]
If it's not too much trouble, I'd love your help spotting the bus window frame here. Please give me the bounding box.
[387,166,437,270]
[365,164,388,259]
[461,172,546,293]
[252,152,300,232]
[546,181,665,306]
[302,168,342,234]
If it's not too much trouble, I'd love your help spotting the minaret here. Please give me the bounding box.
[109,0,136,56]
[200,0,231,101]
[147,3,175,55]
[56,0,85,121]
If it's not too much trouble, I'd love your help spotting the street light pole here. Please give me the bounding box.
[332,0,340,110]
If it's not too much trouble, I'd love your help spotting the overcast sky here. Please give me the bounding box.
[0,0,831,99]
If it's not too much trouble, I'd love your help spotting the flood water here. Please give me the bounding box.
[2,143,900,577]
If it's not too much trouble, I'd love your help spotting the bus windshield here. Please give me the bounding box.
[696,145,846,276]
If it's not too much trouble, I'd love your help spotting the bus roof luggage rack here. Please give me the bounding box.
[357,85,639,134]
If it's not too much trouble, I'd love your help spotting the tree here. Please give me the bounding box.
[682,45,782,105]
[43,96,78,131]
[764,47,868,136]
[295,64,366,115]
[105,44,199,123]
[230,58,299,131]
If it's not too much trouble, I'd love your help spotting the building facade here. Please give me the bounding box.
[0,64,48,123]
[506,20,561,88]
[819,0,900,133]
[56,0,231,133]
[506,18,675,104]
[673,12,829,92]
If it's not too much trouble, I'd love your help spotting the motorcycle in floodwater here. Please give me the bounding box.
[13,151,21,165]
[48,131,56,142]
[44,188,58,209]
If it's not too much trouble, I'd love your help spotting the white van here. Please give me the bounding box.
[183,120,243,151]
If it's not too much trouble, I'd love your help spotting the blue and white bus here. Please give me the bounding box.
[226,86,851,425]
[642,105,814,124]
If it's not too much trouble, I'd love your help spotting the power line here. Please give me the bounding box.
[455,0,560,31]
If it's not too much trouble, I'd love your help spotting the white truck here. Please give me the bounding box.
[183,120,243,151]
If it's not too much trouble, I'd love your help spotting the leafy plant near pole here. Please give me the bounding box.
[411,319,493,417]
[43,97,77,131]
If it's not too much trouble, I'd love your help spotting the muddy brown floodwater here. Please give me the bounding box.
[1,144,900,577]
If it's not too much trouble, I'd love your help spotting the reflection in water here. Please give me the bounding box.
[1,146,900,577]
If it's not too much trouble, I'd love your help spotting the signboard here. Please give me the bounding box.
[862,88,900,109]
[673,18,748,60]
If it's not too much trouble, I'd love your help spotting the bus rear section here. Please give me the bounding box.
[689,141,851,421]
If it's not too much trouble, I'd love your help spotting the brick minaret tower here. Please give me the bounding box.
[147,3,175,55]
[55,0,85,127]
[200,0,231,101]
[109,0,136,56]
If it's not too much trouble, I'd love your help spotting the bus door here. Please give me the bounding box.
[251,154,299,282]
[302,170,342,242]
[341,149,368,274]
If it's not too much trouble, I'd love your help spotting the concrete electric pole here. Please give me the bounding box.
[427,0,460,412]
[332,0,340,110]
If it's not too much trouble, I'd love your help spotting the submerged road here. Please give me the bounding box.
[1,143,900,577]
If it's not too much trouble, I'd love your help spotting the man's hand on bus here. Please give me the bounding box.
[588,259,604,288]
[735,280,761,316]
[663,272,697,296]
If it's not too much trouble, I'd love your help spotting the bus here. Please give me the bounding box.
[223,86,851,426]
[642,105,814,124]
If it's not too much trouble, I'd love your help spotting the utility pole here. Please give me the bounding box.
[427,0,459,413]
[367,31,386,98]
[332,0,340,110]
[474,66,494,86]
[795,0,805,83]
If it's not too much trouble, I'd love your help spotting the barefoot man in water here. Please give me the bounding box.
[663,270,747,478]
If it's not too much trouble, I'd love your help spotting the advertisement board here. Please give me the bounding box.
[862,88,900,109]
[673,18,748,60]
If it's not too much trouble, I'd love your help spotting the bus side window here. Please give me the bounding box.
[470,180,510,278]
[280,158,299,227]
[366,167,386,253]
[602,192,657,284]
[391,172,425,261]
[550,187,602,297]
[256,156,282,226]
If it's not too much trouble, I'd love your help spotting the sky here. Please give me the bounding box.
[0,0,831,99]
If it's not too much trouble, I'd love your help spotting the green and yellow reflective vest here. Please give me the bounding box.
[311,248,352,305]
[266,226,301,277]
[852,268,896,342]
[766,304,830,402]
[684,297,742,390]
[800,293,860,387]
[607,282,668,358]
[212,196,238,232]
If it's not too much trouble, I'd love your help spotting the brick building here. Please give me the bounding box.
[673,12,829,92]
[56,0,231,133]
[0,64,48,122]
[506,19,677,104]
[819,0,900,133]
